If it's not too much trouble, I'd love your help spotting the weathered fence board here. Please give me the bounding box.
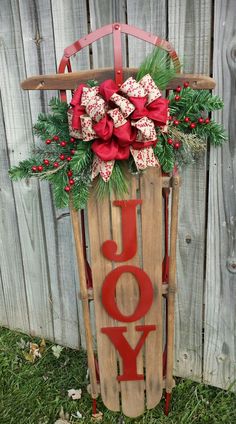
[89,0,127,68]
[126,0,167,66]
[0,0,235,392]
[19,0,77,348]
[204,0,236,390]
[168,0,212,381]
[0,0,53,339]
[0,96,29,331]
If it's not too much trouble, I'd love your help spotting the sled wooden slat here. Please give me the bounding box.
[21,70,215,91]
[140,167,163,408]
[87,170,167,416]
[110,177,145,417]
[87,195,120,412]
[166,175,180,393]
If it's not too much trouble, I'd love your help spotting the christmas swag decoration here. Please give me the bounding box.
[9,50,226,210]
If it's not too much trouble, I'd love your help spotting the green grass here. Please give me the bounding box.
[0,327,235,424]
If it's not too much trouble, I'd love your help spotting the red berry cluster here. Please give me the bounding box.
[167,138,180,149]
[31,135,76,173]
[169,81,211,134]
[64,170,75,192]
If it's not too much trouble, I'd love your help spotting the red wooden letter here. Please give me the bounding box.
[102,200,142,262]
[102,265,153,322]
[101,325,156,381]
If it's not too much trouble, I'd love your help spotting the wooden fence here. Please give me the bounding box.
[0,0,235,392]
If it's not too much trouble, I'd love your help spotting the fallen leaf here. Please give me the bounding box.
[71,411,83,419]
[39,338,46,354]
[52,345,64,359]
[23,351,35,363]
[23,341,44,363]
[68,388,82,400]
[16,338,28,350]
[54,407,70,424]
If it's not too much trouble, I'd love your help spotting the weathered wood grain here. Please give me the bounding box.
[21,70,215,90]
[51,0,93,347]
[140,168,163,408]
[0,0,53,339]
[110,178,145,417]
[51,0,90,71]
[168,0,212,73]
[18,0,80,349]
[0,95,29,330]
[87,194,120,411]
[89,0,127,68]
[0,272,8,328]
[127,0,167,67]
[168,0,212,381]
[0,0,234,395]
[204,0,236,391]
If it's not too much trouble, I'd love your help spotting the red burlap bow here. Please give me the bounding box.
[68,74,169,181]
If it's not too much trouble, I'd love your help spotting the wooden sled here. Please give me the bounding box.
[21,23,215,418]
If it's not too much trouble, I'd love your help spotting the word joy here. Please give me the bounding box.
[100,200,156,381]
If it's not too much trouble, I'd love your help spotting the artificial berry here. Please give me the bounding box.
[70,137,75,143]
[205,118,210,124]
[174,142,180,149]
[45,139,51,145]
[173,119,179,125]
[198,117,204,124]
[183,81,189,88]
[60,154,65,160]
[53,135,59,141]
[60,141,67,147]
[32,166,37,172]
[175,86,181,92]
[67,170,73,177]
[69,178,75,185]
[184,117,190,123]
[169,116,173,121]
[43,159,50,166]
[167,138,173,145]
[67,156,72,162]
[37,165,43,172]
[190,122,196,129]
[64,185,71,192]
[53,162,59,168]
[175,95,180,101]
[70,149,76,155]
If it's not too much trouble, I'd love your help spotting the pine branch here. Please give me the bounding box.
[153,140,175,173]
[136,48,177,89]
[169,89,224,116]
[193,120,227,146]
[9,158,40,180]
[33,98,69,142]
[95,161,129,199]
[70,142,93,174]
[71,180,90,210]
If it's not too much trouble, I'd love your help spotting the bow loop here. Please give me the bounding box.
[68,74,168,181]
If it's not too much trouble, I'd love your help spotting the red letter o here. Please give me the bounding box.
[101,265,153,322]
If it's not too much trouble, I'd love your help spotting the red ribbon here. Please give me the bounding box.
[70,79,168,161]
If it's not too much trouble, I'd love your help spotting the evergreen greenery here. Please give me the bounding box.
[9,49,227,209]
[95,161,129,199]
[136,48,177,89]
